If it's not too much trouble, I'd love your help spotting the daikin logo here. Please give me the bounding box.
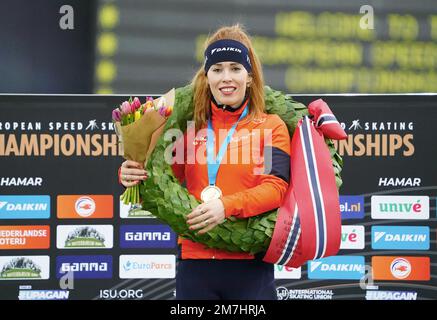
[308,256,365,279]
[211,47,242,55]
[0,195,50,219]
[372,226,429,250]
[0,201,46,211]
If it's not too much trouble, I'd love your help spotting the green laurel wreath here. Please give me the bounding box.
[140,85,343,254]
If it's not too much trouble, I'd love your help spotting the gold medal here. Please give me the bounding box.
[200,185,222,202]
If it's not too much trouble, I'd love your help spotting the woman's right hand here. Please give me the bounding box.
[119,160,148,188]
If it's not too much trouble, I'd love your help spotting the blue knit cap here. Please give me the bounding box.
[204,39,252,73]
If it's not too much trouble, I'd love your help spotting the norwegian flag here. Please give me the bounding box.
[263,99,347,267]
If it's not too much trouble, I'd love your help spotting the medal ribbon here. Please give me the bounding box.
[263,99,347,267]
[206,104,249,186]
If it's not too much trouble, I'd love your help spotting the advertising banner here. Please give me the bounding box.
[0,94,436,300]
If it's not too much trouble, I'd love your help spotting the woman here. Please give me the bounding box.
[119,24,290,300]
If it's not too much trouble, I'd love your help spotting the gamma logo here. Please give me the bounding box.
[56,255,112,279]
[0,195,50,219]
[308,256,365,280]
[120,225,176,248]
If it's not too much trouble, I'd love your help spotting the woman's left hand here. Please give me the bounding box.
[186,199,226,234]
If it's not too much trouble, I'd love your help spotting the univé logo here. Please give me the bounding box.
[274,265,301,279]
[340,225,365,250]
[371,195,429,220]
[57,195,113,219]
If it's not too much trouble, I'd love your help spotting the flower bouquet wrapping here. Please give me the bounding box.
[113,89,175,205]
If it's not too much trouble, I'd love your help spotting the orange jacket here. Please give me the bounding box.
[172,99,291,259]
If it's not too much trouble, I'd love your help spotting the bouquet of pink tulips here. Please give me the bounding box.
[112,89,175,205]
